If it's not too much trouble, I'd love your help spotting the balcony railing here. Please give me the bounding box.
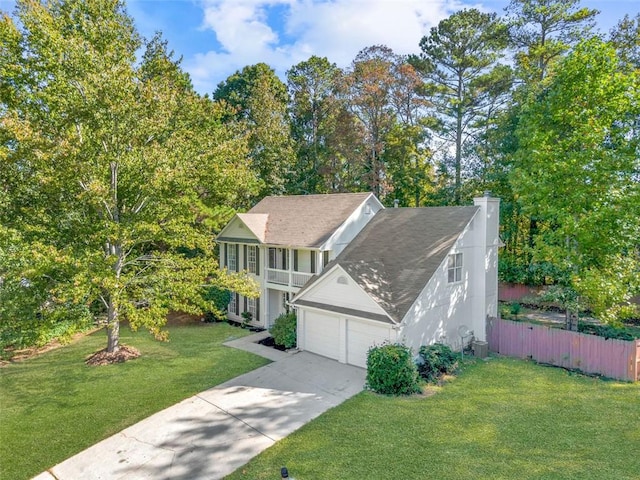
[266,268,313,288]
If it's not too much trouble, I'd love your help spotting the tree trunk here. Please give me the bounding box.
[106,298,120,353]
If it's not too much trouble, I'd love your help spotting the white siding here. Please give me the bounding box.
[297,266,388,317]
[221,217,260,241]
[322,194,384,257]
[397,197,499,353]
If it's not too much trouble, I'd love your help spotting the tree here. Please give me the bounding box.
[609,13,640,71]
[343,45,398,198]
[510,38,640,324]
[414,9,510,204]
[214,63,295,199]
[0,0,258,355]
[287,56,348,194]
[505,0,598,81]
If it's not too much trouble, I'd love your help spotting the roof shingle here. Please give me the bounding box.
[246,193,373,247]
[315,206,479,322]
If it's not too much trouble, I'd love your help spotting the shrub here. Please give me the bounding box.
[417,343,458,383]
[577,322,637,341]
[202,286,231,322]
[510,302,522,319]
[270,312,297,348]
[366,343,421,395]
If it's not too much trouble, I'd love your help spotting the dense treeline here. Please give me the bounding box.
[0,0,638,353]
[212,0,639,325]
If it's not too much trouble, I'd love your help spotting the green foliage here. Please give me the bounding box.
[415,8,510,204]
[506,0,598,81]
[417,343,458,383]
[202,286,231,322]
[577,323,638,341]
[365,343,421,395]
[498,256,563,285]
[510,302,522,319]
[269,312,297,348]
[0,0,259,354]
[511,38,640,325]
[214,63,295,199]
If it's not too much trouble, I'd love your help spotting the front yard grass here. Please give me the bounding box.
[227,357,640,480]
[0,323,268,480]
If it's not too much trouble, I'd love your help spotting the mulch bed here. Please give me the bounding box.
[257,335,287,351]
[85,345,141,366]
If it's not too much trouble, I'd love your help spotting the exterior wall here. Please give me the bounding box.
[296,305,396,367]
[220,217,261,241]
[397,197,500,353]
[322,194,384,259]
[296,266,388,317]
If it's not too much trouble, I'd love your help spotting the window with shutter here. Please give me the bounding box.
[227,244,236,271]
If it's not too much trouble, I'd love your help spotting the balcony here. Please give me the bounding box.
[266,268,313,288]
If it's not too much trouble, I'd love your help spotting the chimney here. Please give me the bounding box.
[472,194,500,341]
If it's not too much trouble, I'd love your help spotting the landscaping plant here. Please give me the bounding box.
[270,312,297,348]
[417,343,458,383]
[366,343,421,395]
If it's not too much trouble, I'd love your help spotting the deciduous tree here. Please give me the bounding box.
[511,38,640,323]
[0,0,257,356]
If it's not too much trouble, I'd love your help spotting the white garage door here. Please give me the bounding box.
[303,311,341,361]
[346,319,391,368]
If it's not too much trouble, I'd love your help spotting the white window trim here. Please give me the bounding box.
[228,245,237,272]
[247,246,257,274]
[247,297,257,317]
[447,253,463,284]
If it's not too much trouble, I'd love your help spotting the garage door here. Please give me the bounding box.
[346,319,391,368]
[303,311,340,361]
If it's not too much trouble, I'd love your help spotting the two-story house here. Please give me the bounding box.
[216,193,384,328]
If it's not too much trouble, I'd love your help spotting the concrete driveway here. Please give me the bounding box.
[33,332,366,480]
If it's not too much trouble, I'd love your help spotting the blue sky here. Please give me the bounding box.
[1,0,638,94]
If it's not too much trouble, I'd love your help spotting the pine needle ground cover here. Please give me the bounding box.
[228,357,640,480]
[0,323,268,480]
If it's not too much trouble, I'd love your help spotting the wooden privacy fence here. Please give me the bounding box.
[487,317,640,382]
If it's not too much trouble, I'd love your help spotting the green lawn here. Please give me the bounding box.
[227,357,640,480]
[0,323,269,480]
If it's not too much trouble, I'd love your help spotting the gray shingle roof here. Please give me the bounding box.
[307,206,479,323]
[245,192,373,247]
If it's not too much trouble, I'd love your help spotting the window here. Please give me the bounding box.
[227,244,237,272]
[247,246,257,274]
[229,293,238,315]
[447,253,463,283]
[322,250,330,269]
[268,247,288,270]
[247,297,257,318]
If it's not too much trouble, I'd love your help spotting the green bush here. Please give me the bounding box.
[270,312,297,348]
[417,343,458,383]
[202,286,231,322]
[366,343,421,395]
[577,322,638,341]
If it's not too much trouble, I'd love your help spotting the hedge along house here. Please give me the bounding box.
[291,195,500,368]
[216,193,384,328]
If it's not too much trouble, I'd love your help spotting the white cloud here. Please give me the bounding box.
[186,0,468,93]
